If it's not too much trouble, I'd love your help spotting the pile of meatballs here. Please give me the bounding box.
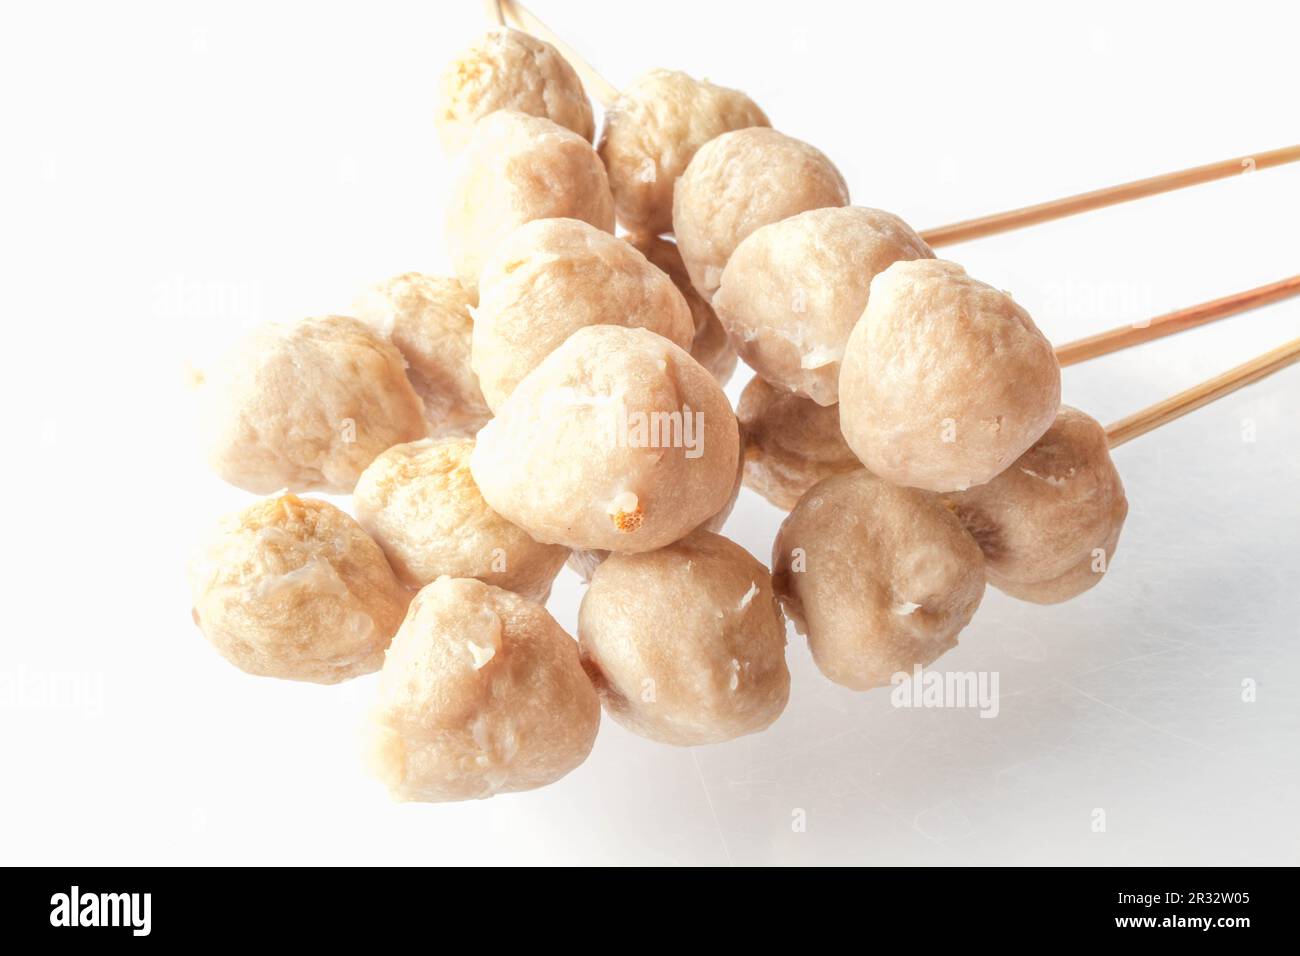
[189,28,1128,803]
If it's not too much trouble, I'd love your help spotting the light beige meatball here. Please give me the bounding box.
[445,111,614,291]
[628,233,738,386]
[471,325,740,553]
[578,530,789,745]
[772,470,985,691]
[597,69,769,236]
[839,260,1061,493]
[435,28,594,153]
[352,273,491,438]
[715,207,933,406]
[353,437,569,601]
[189,495,410,684]
[565,427,746,581]
[201,316,426,494]
[472,218,694,409]
[737,376,860,510]
[947,406,1128,604]
[672,127,849,302]
[367,577,599,802]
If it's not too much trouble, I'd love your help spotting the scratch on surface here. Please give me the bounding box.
[1056,679,1224,756]
[691,749,735,867]
[1066,646,1182,681]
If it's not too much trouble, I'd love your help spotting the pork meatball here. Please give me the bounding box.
[472,218,693,409]
[715,206,933,405]
[672,127,848,302]
[201,316,426,494]
[838,259,1061,492]
[737,376,859,510]
[947,406,1128,604]
[578,530,789,745]
[188,495,410,684]
[565,426,746,581]
[445,111,614,291]
[598,69,769,235]
[367,577,599,802]
[772,470,985,690]
[435,28,594,153]
[470,325,740,553]
[353,437,569,602]
[352,272,491,438]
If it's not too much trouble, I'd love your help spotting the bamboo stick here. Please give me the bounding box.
[921,145,1300,248]
[1105,337,1300,448]
[1055,275,1300,367]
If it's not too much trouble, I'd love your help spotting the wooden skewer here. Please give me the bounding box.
[1105,337,1300,448]
[483,0,506,27]
[921,144,1300,248]
[1055,274,1300,367]
[499,0,619,107]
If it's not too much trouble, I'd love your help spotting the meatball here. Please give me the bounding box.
[672,127,848,302]
[470,325,740,553]
[367,577,599,802]
[188,495,410,684]
[201,316,426,494]
[435,28,594,153]
[714,207,933,405]
[353,437,569,602]
[628,233,738,386]
[838,260,1061,492]
[737,376,860,510]
[947,406,1128,604]
[472,218,694,409]
[772,470,985,690]
[578,530,789,745]
[565,425,747,581]
[352,272,491,438]
[597,69,769,235]
[445,111,614,291]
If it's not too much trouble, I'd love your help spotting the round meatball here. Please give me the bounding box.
[352,272,490,438]
[772,470,985,690]
[628,233,738,386]
[672,127,848,302]
[578,530,789,745]
[201,316,426,494]
[947,406,1128,604]
[565,426,746,581]
[472,218,694,409]
[597,69,769,235]
[367,577,599,802]
[188,495,410,684]
[445,111,614,291]
[839,260,1061,493]
[435,28,594,153]
[354,437,569,602]
[737,376,860,510]
[715,207,933,405]
[471,325,740,553]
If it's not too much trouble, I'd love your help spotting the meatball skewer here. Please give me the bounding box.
[775,335,1300,690]
[951,335,1300,605]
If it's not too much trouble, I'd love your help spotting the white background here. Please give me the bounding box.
[2,0,1298,865]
